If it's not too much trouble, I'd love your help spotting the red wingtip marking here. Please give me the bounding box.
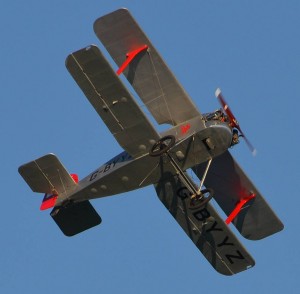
[225,193,256,225]
[40,194,58,211]
[116,45,148,75]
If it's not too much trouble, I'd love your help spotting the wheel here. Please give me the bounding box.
[188,188,213,210]
[149,135,175,157]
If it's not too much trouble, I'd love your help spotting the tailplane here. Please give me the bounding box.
[19,154,101,236]
[18,153,78,195]
[51,201,102,237]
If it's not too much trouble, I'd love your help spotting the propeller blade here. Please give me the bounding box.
[238,128,257,156]
[215,88,257,156]
[215,88,238,128]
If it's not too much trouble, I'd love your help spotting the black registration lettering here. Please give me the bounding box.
[225,250,245,264]
[217,236,234,248]
[89,171,98,181]
[193,208,211,222]
[206,221,223,233]
[176,187,192,199]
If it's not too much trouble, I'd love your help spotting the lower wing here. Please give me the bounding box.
[154,172,255,275]
[192,151,284,240]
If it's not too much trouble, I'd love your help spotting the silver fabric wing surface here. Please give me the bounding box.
[66,45,160,158]
[155,172,255,275]
[94,8,203,126]
[193,151,284,240]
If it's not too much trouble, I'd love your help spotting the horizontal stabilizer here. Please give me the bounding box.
[18,154,77,195]
[193,151,284,240]
[51,200,101,236]
[155,173,255,275]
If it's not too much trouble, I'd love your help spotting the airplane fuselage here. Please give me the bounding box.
[56,118,233,205]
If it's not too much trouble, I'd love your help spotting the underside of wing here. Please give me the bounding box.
[155,172,255,275]
[192,151,284,240]
[66,45,160,158]
[93,8,203,126]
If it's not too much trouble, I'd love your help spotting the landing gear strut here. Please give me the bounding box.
[189,188,213,210]
[149,135,213,208]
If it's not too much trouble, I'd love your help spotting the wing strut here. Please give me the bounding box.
[196,158,212,194]
[149,135,213,206]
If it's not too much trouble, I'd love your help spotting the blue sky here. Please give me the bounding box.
[1,1,299,293]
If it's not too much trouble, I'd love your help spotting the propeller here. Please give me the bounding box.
[215,88,257,156]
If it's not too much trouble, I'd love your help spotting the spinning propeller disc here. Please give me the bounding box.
[215,88,256,156]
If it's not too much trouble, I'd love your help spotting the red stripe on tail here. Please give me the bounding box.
[40,174,79,210]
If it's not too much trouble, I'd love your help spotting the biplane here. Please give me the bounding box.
[18,8,283,275]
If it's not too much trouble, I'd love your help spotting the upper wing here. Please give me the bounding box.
[66,45,160,158]
[93,8,203,126]
[155,172,255,275]
[18,153,76,195]
[192,151,284,240]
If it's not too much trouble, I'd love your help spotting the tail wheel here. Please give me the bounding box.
[149,135,175,157]
[189,188,214,210]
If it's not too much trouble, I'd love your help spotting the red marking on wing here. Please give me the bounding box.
[181,124,191,134]
[116,45,148,75]
[70,173,79,183]
[225,193,256,225]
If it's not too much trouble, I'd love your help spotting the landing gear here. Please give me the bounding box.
[189,188,214,210]
[149,135,175,157]
[149,135,213,208]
